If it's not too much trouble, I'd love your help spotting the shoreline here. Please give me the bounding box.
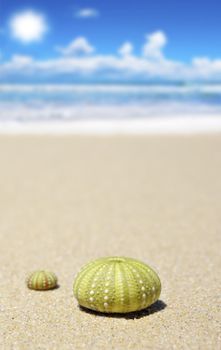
[1,116,221,135]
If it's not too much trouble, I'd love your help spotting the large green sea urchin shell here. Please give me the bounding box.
[26,270,58,290]
[73,257,161,313]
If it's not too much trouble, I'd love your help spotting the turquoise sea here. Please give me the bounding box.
[0,83,221,131]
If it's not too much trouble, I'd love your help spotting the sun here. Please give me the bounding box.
[10,10,48,44]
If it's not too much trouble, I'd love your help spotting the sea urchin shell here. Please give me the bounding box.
[73,257,161,313]
[26,270,58,290]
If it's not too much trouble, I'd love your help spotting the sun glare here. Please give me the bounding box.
[10,10,48,43]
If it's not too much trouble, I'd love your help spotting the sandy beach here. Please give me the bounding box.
[0,134,220,349]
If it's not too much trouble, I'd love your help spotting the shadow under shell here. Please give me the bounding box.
[79,299,167,319]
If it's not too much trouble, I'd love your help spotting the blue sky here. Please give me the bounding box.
[1,0,221,82]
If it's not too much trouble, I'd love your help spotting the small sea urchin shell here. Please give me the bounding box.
[73,257,161,313]
[26,270,58,290]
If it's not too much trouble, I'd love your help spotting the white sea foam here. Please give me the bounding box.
[0,106,221,135]
[0,102,221,122]
[1,83,221,94]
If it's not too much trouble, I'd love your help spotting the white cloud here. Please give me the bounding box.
[9,10,48,43]
[1,31,221,81]
[75,8,99,18]
[189,57,221,80]
[143,31,167,59]
[56,37,95,56]
[11,55,33,66]
[0,53,186,79]
[118,42,133,57]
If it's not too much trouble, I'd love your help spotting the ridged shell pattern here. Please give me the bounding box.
[27,270,58,290]
[73,257,161,313]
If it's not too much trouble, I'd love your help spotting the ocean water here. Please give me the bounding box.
[0,83,221,133]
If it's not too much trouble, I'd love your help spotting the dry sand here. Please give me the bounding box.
[0,135,220,349]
